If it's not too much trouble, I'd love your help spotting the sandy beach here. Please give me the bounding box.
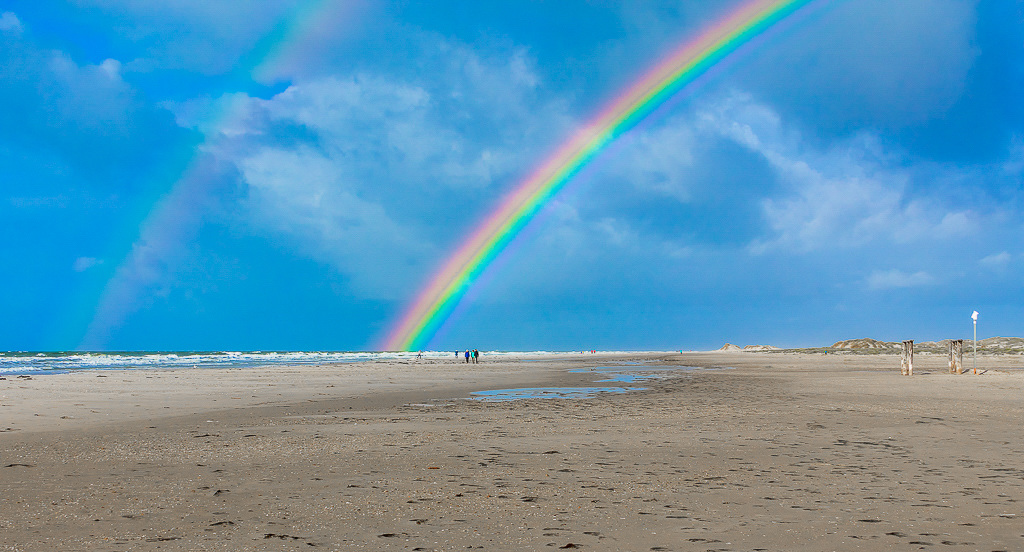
[2,351,1024,551]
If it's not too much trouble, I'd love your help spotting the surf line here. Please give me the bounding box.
[383,0,818,352]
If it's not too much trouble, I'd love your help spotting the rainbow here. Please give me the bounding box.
[383,0,818,351]
[78,0,346,349]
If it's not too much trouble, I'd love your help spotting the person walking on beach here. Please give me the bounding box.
[472,349,479,364]
[464,350,470,363]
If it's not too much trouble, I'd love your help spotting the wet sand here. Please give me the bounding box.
[2,351,1024,551]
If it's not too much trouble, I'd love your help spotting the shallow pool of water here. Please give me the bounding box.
[464,365,730,402]
[468,387,646,402]
[568,365,700,383]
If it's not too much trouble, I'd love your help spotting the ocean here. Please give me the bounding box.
[0,350,555,375]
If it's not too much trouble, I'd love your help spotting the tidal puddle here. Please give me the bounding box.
[593,373,661,383]
[571,365,704,372]
[568,365,705,383]
[465,365,728,402]
[469,387,645,402]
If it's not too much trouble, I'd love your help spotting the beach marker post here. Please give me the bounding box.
[900,340,914,376]
[948,339,963,374]
[972,311,978,374]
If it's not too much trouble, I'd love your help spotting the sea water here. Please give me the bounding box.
[0,350,558,375]
[0,350,656,375]
[0,351,362,375]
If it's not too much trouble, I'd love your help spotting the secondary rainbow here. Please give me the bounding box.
[383,0,817,351]
[79,0,343,349]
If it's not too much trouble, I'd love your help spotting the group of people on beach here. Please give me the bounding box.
[457,349,480,363]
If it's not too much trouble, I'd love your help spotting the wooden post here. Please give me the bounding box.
[948,339,963,374]
[901,340,914,376]
[948,340,955,374]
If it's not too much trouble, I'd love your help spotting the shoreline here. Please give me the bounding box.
[3,352,1024,550]
[0,352,681,434]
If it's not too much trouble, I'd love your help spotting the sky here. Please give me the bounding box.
[2,0,1022,352]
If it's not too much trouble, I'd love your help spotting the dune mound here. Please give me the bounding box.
[835,337,1024,353]
[831,338,899,350]
[979,337,1024,350]
[718,343,742,351]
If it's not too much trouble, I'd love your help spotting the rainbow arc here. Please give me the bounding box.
[383,0,818,351]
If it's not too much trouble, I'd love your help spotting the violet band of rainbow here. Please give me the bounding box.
[383,0,816,351]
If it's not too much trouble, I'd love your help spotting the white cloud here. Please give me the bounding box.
[182,41,574,299]
[0,12,22,33]
[98,58,122,79]
[751,176,978,253]
[36,52,137,132]
[594,216,692,260]
[237,146,424,298]
[754,176,899,252]
[696,93,977,253]
[248,46,559,191]
[73,257,103,272]
[979,251,1013,268]
[80,32,571,346]
[601,118,698,202]
[257,75,499,189]
[594,217,639,248]
[866,269,936,290]
[162,93,251,137]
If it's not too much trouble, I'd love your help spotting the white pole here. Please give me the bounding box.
[972,310,978,374]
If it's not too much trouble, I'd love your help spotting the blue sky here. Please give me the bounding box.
[2,0,1022,351]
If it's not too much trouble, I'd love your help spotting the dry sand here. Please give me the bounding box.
[2,351,1024,551]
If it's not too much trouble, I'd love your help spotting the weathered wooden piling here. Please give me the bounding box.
[948,339,964,374]
[900,340,914,376]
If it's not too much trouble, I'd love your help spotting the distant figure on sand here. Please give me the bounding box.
[472,349,479,364]
[464,350,470,363]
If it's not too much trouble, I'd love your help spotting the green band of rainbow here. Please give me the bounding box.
[383,0,816,351]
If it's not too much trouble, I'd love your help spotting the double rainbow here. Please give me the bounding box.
[383,0,816,351]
